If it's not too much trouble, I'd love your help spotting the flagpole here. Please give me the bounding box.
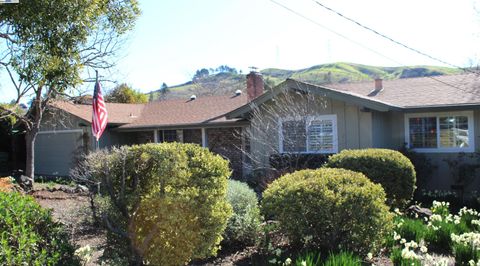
[95,70,100,151]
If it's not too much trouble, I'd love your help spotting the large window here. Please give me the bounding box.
[279,115,337,154]
[405,112,474,152]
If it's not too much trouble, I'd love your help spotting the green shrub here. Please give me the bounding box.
[262,168,393,255]
[325,148,416,207]
[77,143,232,266]
[224,180,262,246]
[0,192,79,265]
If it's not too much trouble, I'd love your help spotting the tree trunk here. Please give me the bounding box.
[25,129,38,179]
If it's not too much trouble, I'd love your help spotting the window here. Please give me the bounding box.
[405,112,474,152]
[157,130,177,143]
[280,115,337,154]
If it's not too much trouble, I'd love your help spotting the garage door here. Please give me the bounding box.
[35,130,84,176]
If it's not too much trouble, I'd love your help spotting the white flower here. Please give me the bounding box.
[301,261,307,266]
[367,252,373,260]
[420,245,428,253]
[284,258,292,265]
[393,231,401,241]
[400,238,407,244]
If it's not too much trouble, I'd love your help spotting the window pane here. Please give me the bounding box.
[409,117,437,148]
[163,130,177,142]
[308,119,334,152]
[282,120,306,152]
[439,116,469,148]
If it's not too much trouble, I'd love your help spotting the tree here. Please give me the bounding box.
[105,83,147,103]
[158,82,169,100]
[0,0,140,179]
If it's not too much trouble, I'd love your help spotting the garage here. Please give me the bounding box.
[34,130,85,176]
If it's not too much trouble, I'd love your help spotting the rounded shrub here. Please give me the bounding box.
[262,168,393,255]
[223,180,262,246]
[79,143,232,266]
[325,148,416,207]
[0,192,79,265]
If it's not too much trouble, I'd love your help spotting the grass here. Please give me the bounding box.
[146,62,462,100]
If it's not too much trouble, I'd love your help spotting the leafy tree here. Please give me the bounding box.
[105,83,147,103]
[158,82,169,100]
[193,68,210,80]
[0,0,140,179]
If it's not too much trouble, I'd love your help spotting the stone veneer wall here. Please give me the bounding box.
[206,127,243,179]
[183,129,202,145]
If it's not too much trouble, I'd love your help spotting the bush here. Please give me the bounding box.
[223,180,262,246]
[262,168,393,255]
[75,143,232,266]
[325,148,416,207]
[0,192,79,265]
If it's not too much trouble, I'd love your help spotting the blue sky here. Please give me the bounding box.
[1,0,480,101]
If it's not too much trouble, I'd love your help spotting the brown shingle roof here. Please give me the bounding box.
[325,73,480,108]
[51,101,145,124]
[119,94,248,129]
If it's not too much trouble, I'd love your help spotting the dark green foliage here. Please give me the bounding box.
[78,143,232,265]
[269,153,329,176]
[294,251,322,266]
[453,241,480,266]
[0,192,79,265]
[395,217,427,243]
[105,83,148,103]
[262,168,393,255]
[325,148,416,208]
[323,251,362,266]
[224,180,262,246]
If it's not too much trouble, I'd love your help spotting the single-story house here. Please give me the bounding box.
[37,72,480,191]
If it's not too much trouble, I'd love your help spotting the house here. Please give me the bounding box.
[37,72,480,191]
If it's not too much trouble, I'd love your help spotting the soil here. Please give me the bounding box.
[33,184,107,266]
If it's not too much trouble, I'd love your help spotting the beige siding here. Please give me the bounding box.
[248,92,372,172]
[373,110,480,192]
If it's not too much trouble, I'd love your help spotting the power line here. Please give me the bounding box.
[268,0,480,98]
[311,0,476,74]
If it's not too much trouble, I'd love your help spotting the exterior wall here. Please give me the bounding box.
[206,127,243,179]
[248,92,372,173]
[183,129,202,145]
[371,109,480,192]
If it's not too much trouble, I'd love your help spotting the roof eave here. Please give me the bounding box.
[115,120,249,131]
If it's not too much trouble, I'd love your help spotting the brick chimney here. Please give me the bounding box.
[247,71,264,101]
[374,78,383,92]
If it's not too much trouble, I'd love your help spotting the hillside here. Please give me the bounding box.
[149,62,462,100]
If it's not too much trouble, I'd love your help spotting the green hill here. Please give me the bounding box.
[149,62,463,100]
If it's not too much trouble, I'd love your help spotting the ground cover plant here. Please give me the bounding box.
[385,201,480,265]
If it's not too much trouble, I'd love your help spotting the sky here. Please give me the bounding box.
[1,0,480,101]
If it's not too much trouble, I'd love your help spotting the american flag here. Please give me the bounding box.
[92,81,108,141]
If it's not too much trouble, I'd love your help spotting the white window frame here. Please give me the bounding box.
[278,114,338,154]
[404,111,475,153]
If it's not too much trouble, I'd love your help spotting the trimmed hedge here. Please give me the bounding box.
[0,192,79,265]
[262,168,392,255]
[325,148,416,207]
[79,143,232,266]
[223,180,262,246]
